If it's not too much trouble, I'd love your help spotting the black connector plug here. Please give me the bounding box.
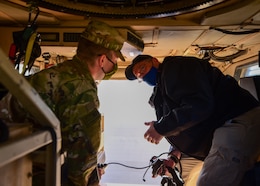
[98,163,108,168]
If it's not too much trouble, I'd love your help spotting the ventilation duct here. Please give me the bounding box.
[39,28,144,62]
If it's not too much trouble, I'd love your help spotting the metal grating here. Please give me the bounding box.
[63,33,81,42]
[39,0,227,19]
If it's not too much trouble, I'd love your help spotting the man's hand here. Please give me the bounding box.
[151,152,185,186]
[144,121,163,144]
[98,166,105,178]
[97,163,107,178]
[152,158,177,178]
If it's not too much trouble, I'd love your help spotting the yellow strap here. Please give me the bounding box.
[22,32,37,75]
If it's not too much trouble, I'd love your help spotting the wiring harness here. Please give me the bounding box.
[98,152,184,186]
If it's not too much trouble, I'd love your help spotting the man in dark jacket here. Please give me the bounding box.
[125,54,260,186]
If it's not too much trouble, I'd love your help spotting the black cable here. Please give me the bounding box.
[100,152,169,170]
[178,158,183,175]
[142,162,153,182]
[208,49,247,62]
[105,162,151,169]
[99,152,171,182]
[98,161,152,182]
[210,27,260,35]
[98,152,184,185]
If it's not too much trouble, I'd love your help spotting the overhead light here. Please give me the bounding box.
[120,42,143,62]
[129,52,135,57]
[118,29,144,61]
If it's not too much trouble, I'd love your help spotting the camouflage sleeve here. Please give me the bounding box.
[26,66,102,186]
[60,87,101,186]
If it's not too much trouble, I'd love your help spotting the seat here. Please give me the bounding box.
[239,76,260,101]
[240,76,260,186]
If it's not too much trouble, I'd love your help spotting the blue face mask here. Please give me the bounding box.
[143,66,158,86]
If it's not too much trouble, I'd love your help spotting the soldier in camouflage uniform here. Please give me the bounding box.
[0,20,125,186]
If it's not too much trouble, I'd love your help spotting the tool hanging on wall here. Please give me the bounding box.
[8,3,41,75]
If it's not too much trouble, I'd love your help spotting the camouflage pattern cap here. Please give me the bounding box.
[81,20,125,61]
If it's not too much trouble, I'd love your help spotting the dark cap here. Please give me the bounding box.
[81,20,125,61]
[125,55,153,80]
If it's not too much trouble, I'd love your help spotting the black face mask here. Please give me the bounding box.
[143,66,158,86]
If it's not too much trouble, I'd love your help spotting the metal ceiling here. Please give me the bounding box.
[0,0,260,79]
[38,0,227,19]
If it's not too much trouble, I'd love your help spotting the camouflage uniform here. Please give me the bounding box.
[29,55,101,186]
[0,55,101,186]
[0,20,125,186]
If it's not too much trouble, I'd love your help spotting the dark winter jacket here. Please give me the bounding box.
[151,56,259,160]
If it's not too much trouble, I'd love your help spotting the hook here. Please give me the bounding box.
[27,2,39,26]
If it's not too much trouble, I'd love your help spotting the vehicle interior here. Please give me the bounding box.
[0,0,259,186]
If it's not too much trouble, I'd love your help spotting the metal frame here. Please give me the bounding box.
[0,48,62,186]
